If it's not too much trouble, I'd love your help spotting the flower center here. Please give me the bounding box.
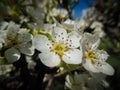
[6,37,22,49]
[84,49,96,64]
[51,42,69,57]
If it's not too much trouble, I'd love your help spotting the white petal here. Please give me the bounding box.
[99,62,115,75]
[83,59,99,73]
[62,49,82,64]
[65,75,72,89]
[59,9,68,17]
[39,52,60,67]
[7,22,19,39]
[17,33,33,43]
[0,30,6,43]
[5,48,20,63]
[19,43,34,55]
[82,33,100,50]
[0,43,2,49]
[66,33,81,48]
[32,35,52,52]
[65,82,72,89]
[18,28,27,33]
[0,21,8,30]
[96,50,109,61]
[44,24,55,34]
[91,36,100,50]
[52,27,67,42]
[69,31,82,40]
[66,75,72,85]
[0,64,13,75]
[62,19,74,29]
[74,19,87,33]
[90,21,103,29]
[90,72,109,87]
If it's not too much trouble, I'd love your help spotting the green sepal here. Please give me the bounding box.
[38,31,53,41]
[32,29,39,35]
[58,61,82,73]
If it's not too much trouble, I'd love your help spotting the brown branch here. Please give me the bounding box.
[45,78,54,90]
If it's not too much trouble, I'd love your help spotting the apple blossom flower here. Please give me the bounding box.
[33,26,83,67]
[90,21,105,38]
[49,8,68,18]
[74,19,89,33]
[65,72,104,90]
[62,19,88,34]
[82,33,114,75]
[62,19,75,30]
[90,72,109,88]
[0,30,6,49]
[82,7,98,21]
[0,21,8,30]
[0,21,8,49]
[4,22,34,63]
[0,64,14,75]
[26,6,44,29]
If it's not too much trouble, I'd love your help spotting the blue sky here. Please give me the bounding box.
[72,0,94,19]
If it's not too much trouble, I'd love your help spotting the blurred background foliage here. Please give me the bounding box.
[0,0,120,90]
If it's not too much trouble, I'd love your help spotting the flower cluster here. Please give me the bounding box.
[65,72,108,90]
[0,21,34,63]
[33,21,114,75]
[0,0,115,89]
[0,19,114,76]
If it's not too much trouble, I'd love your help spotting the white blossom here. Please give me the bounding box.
[82,33,114,75]
[61,19,75,30]
[65,72,104,90]
[0,30,6,49]
[33,26,83,67]
[0,21,8,49]
[91,21,105,37]
[4,22,34,63]
[49,8,68,18]
[0,64,14,75]
[74,19,88,33]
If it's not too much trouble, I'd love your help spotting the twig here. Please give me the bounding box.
[45,78,54,90]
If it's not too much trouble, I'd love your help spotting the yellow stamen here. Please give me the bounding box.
[84,49,96,65]
[50,41,69,57]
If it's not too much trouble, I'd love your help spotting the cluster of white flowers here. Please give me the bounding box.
[0,18,114,76]
[32,18,114,76]
[0,21,34,63]
[0,21,34,75]
[0,0,116,90]
[65,72,108,90]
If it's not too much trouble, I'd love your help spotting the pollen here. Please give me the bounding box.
[84,49,96,64]
[50,41,69,57]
